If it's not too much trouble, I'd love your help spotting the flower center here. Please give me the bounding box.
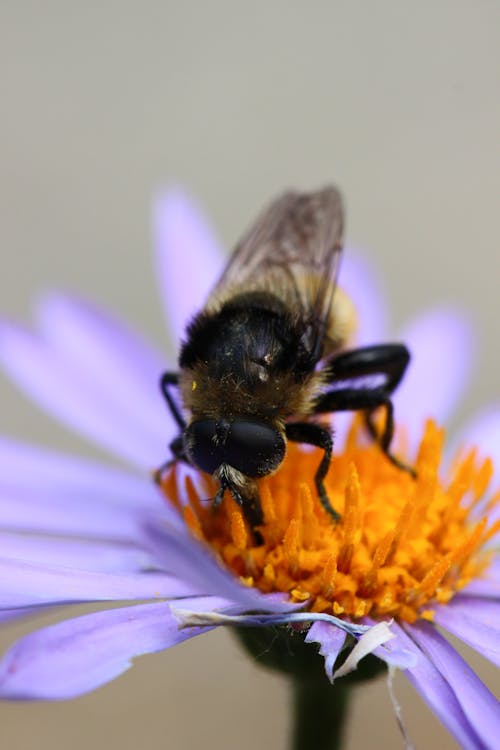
[160,419,499,623]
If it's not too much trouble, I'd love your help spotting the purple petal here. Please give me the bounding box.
[371,642,418,670]
[393,308,474,450]
[36,293,174,445]
[0,484,173,542]
[0,559,198,608]
[0,532,155,573]
[0,438,184,545]
[0,610,38,624]
[340,249,389,345]
[462,559,500,598]
[305,620,346,681]
[0,322,165,469]
[434,595,500,667]
[451,407,500,490]
[363,619,418,670]
[390,621,487,749]
[0,437,162,510]
[142,520,296,613]
[0,602,210,699]
[168,595,235,613]
[403,620,500,748]
[153,189,225,343]
[329,251,388,450]
[314,252,390,450]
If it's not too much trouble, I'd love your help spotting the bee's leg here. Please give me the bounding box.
[231,485,264,532]
[160,371,186,430]
[323,343,410,394]
[213,477,263,541]
[285,422,340,522]
[153,460,171,485]
[153,433,189,485]
[363,398,415,475]
[212,480,227,511]
[155,372,188,484]
[313,343,415,476]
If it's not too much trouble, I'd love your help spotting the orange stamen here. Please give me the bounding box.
[183,505,203,540]
[230,509,248,551]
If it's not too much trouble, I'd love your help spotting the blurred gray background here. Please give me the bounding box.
[0,2,499,748]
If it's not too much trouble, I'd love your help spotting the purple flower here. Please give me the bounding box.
[0,190,498,749]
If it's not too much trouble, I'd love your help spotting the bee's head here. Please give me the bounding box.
[183,418,285,480]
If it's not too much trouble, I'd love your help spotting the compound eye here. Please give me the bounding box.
[184,419,285,478]
[184,419,221,475]
[225,420,285,478]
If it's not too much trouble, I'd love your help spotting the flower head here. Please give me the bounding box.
[0,190,498,749]
[164,419,497,624]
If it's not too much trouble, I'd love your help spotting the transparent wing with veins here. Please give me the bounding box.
[207,186,344,360]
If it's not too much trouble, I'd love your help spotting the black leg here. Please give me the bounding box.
[313,343,414,475]
[153,433,189,485]
[212,477,263,541]
[364,397,394,452]
[169,434,188,461]
[322,343,410,393]
[230,485,264,530]
[212,481,226,511]
[153,459,172,485]
[285,421,340,521]
[160,371,186,430]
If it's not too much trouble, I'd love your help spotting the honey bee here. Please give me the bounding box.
[157,187,411,529]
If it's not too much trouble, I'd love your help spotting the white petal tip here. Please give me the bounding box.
[333,621,395,679]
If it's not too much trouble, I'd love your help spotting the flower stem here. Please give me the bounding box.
[291,678,349,750]
[234,626,383,750]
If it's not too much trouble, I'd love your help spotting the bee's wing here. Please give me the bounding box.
[209,186,344,359]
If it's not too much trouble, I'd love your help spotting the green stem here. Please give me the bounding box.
[291,679,349,750]
[233,627,383,750]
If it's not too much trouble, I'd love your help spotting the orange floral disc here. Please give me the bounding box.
[160,419,500,624]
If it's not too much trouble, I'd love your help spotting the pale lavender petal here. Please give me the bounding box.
[363,618,418,670]
[36,294,174,444]
[434,596,500,667]
[326,412,351,451]
[305,620,346,681]
[0,558,199,608]
[0,437,162,510]
[153,189,225,343]
[169,595,304,629]
[168,595,234,613]
[172,610,356,635]
[0,610,37,623]
[0,486,171,542]
[393,308,474,450]
[371,642,418,670]
[0,439,184,544]
[0,532,155,574]
[0,323,167,468]
[403,620,500,748]
[340,249,389,345]
[0,602,210,699]
[315,252,389,450]
[142,520,296,613]
[390,622,486,749]
[462,560,500,598]
[451,407,500,489]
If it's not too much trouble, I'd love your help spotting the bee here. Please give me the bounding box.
[157,187,411,529]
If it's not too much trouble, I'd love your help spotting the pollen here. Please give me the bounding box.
[160,419,498,624]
